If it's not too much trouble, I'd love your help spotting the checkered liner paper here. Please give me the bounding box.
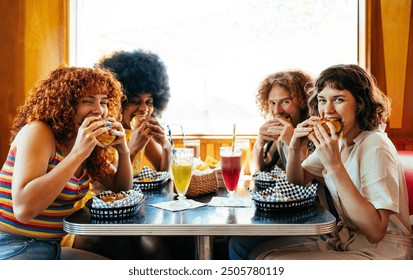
[134,166,170,182]
[248,176,317,202]
[252,165,286,182]
[91,189,145,209]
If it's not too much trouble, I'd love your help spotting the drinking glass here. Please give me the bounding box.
[171,148,194,209]
[234,139,250,173]
[220,147,242,205]
[184,139,201,159]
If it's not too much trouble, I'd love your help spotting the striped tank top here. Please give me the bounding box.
[0,147,90,238]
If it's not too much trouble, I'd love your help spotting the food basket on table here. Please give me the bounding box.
[185,169,218,197]
[88,189,145,219]
[248,175,317,212]
[133,166,170,191]
[253,206,318,222]
[173,156,219,197]
[252,166,286,191]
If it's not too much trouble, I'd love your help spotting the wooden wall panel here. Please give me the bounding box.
[366,0,413,150]
[0,0,69,162]
[380,0,411,128]
[0,0,26,163]
[24,0,69,98]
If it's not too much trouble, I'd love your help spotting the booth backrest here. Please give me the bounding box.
[397,150,413,230]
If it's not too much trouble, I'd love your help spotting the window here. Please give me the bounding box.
[71,0,358,135]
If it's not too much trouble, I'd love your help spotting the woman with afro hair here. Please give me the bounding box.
[0,66,133,259]
[96,49,172,175]
[72,50,195,260]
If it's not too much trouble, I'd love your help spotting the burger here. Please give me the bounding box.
[130,115,146,128]
[275,116,291,124]
[94,118,116,146]
[267,116,291,135]
[308,118,342,139]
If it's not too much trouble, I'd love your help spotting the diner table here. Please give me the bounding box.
[63,178,337,260]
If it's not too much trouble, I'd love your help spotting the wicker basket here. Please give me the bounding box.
[185,171,218,197]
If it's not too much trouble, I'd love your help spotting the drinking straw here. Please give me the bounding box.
[167,125,174,147]
[231,123,236,152]
[180,124,186,142]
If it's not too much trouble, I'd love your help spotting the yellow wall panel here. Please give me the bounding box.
[380,0,411,128]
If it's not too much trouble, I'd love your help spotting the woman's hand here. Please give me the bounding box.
[289,117,320,150]
[128,118,152,158]
[105,117,130,155]
[145,118,171,149]
[308,121,341,171]
[71,116,112,159]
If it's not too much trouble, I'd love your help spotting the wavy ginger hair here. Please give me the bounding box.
[10,66,124,181]
[256,70,313,121]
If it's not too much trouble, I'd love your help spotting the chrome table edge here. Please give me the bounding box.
[63,220,336,236]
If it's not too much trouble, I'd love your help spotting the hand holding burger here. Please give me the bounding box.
[266,115,291,135]
[130,114,147,129]
[92,118,116,146]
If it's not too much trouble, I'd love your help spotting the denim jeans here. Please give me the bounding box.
[0,231,61,260]
[228,236,273,260]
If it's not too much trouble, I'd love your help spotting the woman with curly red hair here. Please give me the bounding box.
[0,66,133,259]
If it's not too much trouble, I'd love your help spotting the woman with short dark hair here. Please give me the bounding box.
[257,64,412,259]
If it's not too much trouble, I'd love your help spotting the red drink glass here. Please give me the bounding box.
[220,147,242,205]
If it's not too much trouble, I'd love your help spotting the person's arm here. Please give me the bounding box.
[250,120,281,172]
[144,118,171,172]
[326,160,390,243]
[99,118,133,192]
[310,123,390,243]
[128,121,152,163]
[286,119,316,185]
[12,118,107,223]
[249,139,265,173]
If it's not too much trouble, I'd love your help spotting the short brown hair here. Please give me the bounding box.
[308,64,390,130]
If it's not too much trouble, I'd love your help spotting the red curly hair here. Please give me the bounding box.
[10,66,124,182]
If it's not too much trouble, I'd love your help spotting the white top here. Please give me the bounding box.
[303,128,411,236]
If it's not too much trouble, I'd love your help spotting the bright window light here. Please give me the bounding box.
[71,0,358,135]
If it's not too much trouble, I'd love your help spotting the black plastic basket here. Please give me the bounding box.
[133,177,169,191]
[254,179,277,191]
[91,215,137,224]
[89,203,142,219]
[254,206,317,222]
[253,196,316,212]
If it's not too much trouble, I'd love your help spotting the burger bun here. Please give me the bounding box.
[130,115,146,128]
[308,118,342,140]
[93,118,116,146]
